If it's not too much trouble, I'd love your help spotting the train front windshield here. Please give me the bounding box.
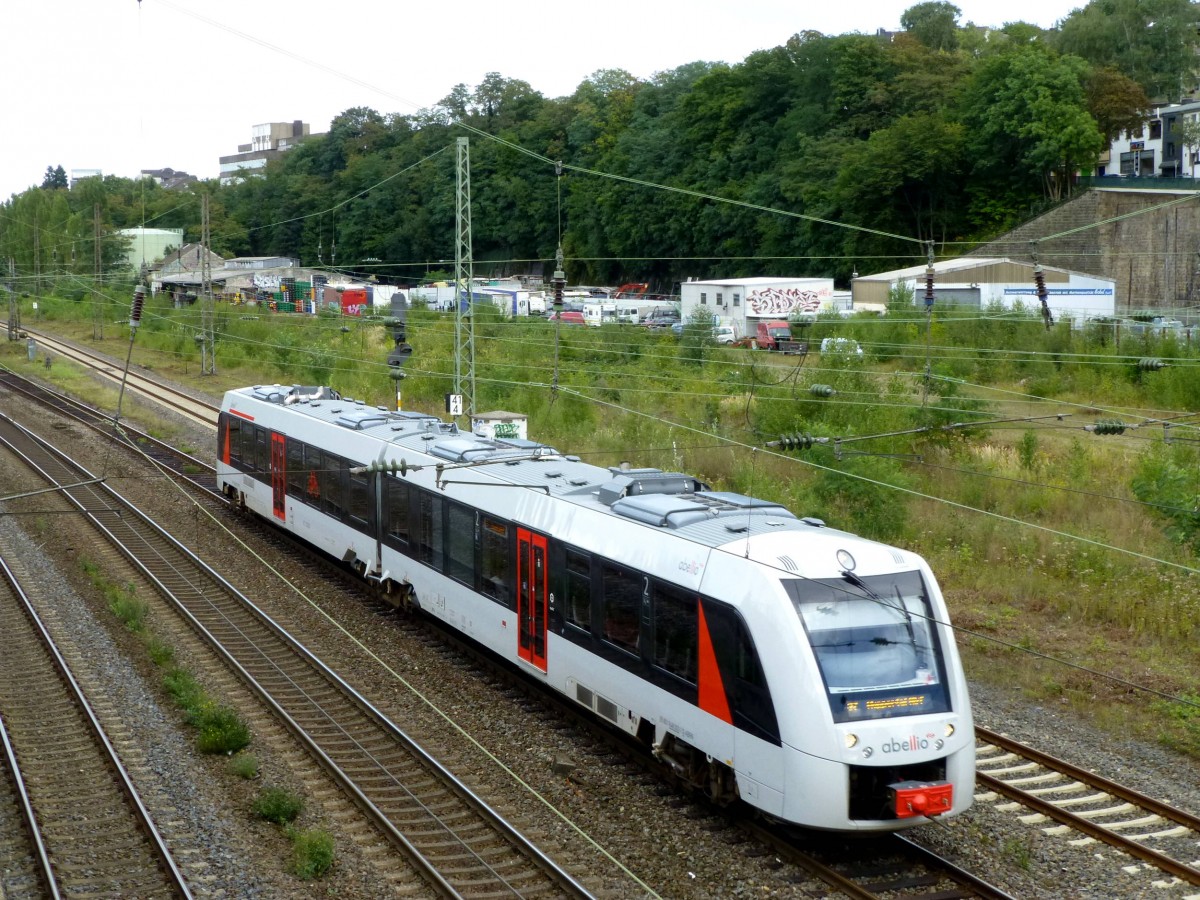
[784,572,952,722]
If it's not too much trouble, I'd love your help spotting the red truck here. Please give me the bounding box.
[752,320,806,354]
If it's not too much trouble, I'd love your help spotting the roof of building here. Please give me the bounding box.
[854,257,1111,284]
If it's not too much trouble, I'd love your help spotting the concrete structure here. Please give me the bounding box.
[679,277,836,338]
[140,168,198,190]
[852,258,1115,325]
[219,121,319,185]
[69,169,102,188]
[118,227,185,272]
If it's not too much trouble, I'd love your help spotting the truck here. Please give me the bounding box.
[753,320,806,354]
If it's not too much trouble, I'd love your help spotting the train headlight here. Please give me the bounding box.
[844,732,858,749]
[944,723,955,738]
[836,549,856,572]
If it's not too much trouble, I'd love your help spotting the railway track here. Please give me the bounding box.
[975,725,1200,891]
[10,337,1200,896]
[0,535,190,898]
[0,411,595,898]
[21,326,220,429]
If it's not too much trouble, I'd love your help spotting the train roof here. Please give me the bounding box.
[229,385,885,556]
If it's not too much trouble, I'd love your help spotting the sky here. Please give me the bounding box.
[2,0,1088,202]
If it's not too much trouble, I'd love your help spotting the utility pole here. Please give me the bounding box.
[200,193,216,375]
[6,258,18,341]
[93,204,103,340]
[453,136,476,418]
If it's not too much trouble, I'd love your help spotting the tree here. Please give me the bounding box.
[901,1,962,52]
[41,165,67,190]
[1085,67,1152,143]
[1056,0,1200,101]
[1180,116,1200,178]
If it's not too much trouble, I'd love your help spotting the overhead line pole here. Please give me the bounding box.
[454,136,476,418]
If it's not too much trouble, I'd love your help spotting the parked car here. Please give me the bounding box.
[712,325,737,344]
[642,309,681,330]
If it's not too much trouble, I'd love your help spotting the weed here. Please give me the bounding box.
[107,590,149,632]
[288,828,335,879]
[163,667,205,712]
[194,703,251,755]
[143,634,175,667]
[253,787,304,825]
[228,753,260,780]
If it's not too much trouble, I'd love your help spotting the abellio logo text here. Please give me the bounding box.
[882,735,930,753]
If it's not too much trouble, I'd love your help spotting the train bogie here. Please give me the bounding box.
[216,384,974,831]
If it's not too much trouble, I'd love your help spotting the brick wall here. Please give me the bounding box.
[967,189,1200,313]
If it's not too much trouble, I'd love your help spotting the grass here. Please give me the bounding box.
[253,786,304,825]
[228,752,260,779]
[288,828,335,879]
[18,292,1200,759]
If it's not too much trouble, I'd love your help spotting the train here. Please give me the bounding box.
[216,383,975,831]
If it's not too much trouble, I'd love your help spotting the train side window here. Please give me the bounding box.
[601,564,641,654]
[348,466,371,525]
[303,445,322,505]
[653,583,697,683]
[702,600,779,744]
[385,477,410,548]
[253,426,270,476]
[321,451,346,519]
[417,490,444,571]
[480,516,511,607]
[563,548,591,632]
[446,502,475,586]
[286,439,305,496]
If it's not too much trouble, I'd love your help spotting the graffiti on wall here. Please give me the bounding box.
[747,287,827,316]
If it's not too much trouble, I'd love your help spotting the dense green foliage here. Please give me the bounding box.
[4,0,1185,296]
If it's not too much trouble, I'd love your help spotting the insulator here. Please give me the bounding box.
[777,432,817,450]
[810,384,835,397]
[129,286,145,330]
[924,266,935,309]
[1089,419,1127,435]
[1138,357,1167,371]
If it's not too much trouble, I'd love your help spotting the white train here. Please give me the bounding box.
[216,384,975,831]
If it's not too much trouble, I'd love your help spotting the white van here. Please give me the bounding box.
[820,337,863,355]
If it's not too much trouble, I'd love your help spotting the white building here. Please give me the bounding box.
[852,258,1116,325]
[679,277,836,337]
[219,121,318,185]
[118,227,185,272]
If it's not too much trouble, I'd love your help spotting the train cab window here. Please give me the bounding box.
[224,415,242,464]
[446,503,475,585]
[286,440,305,496]
[653,583,697,683]
[563,548,591,632]
[480,516,512,607]
[417,491,443,571]
[784,572,951,723]
[385,478,410,549]
[601,564,642,654]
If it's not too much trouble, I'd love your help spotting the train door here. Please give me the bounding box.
[516,528,548,672]
[270,432,287,521]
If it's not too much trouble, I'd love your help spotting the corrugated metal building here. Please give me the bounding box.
[852,258,1116,324]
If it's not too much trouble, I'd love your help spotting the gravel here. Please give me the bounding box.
[2,369,1199,899]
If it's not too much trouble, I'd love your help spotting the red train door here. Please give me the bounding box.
[270,432,287,521]
[516,528,548,672]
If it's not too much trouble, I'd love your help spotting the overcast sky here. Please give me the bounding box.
[3,0,1086,201]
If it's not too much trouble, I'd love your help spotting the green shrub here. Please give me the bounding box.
[163,667,205,713]
[228,753,259,780]
[143,634,175,667]
[289,828,335,879]
[253,787,304,824]
[194,704,251,755]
